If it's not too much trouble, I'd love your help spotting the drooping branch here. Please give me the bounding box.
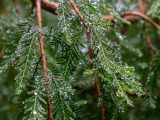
[67,0,105,119]
[35,0,53,120]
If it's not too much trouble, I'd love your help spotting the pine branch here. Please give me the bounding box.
[52,79,76,120]
[35,0,52,119]
[11,25,39,95]
[15,31,36,94]
[2,1,160,119]
[0,19,30,74]
[22,74,47,120]
[67,0,105,119]
[44,31,84,79]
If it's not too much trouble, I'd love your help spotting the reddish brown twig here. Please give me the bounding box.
[122,12,160,29]
[31,0,160,30]
[101,15,114,20]
[137,0,155,67]
[138,0,146,14]
[35,0,53,120]
[102,11,160,30]
[67,0,105,119]
[67,0,88,28]
[32,0,59,14]
[95,76,105,120]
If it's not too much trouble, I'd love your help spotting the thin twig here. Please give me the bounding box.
[35,0,53,120]
[95,76,105,120]
[103,11,160,30]
[122,12,160,29]
[137,0,155,67]
[67,0,105,119]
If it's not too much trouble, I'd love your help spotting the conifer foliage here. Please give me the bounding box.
[0,0,160,120]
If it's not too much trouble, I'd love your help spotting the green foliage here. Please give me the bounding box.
[1,0,160,120]
[44,30,84,79]
[52,79,76,120]
[1,19,40,95]
[149,0,160,20]
[22,75,47,120]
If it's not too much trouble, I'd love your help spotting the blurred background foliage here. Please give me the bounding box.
[0,0,160,120]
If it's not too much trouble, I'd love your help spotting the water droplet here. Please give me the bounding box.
[42,88,45,92]
[33,110,37,115]
[34,92,38,96]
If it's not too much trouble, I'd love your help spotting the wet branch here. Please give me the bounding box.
[67,0,105,119]
[31,0,160,30]
[35,0,53,119]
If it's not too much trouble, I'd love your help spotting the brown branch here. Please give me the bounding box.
[103,12,160,29]
[31,0,160,30]
[67,0,105,119]
[138,0,146,14]
[137,0,155,67]
[67,0,89,28]
[122,12,160,29]
[102,14,140,21]
[35,0,53,120]
[32,0,59,14]
[95,77,105,120]
[41,0,59,14]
